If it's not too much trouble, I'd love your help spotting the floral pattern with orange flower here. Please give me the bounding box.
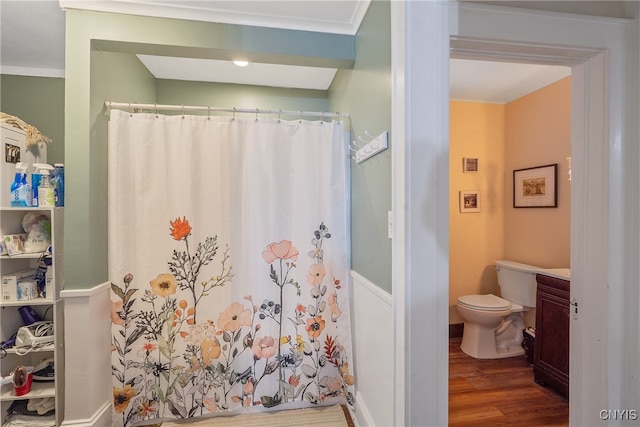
[169,216,192,241]
[305,315,326,339]
[111,221,354,425]
[261,240,299,264]
[149,273,177,298]
[340,362,355,386]
[137,400,156,417]
[328,293,342,322]
[217,302,252,332]
[111,300,125,326]
[113,385,137,413]
[201,338,221,365]
[288,374,301,387]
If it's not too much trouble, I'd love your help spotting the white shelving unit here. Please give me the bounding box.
[0,207,64,426]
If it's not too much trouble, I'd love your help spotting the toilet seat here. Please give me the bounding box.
[458,294,511,311]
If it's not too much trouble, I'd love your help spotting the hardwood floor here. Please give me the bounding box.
[449,337,569,426]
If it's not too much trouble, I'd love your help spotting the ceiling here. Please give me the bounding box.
[0,0,577,103]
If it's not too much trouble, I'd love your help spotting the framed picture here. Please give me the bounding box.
[459,190,480,213]
[513,164,558,208]
[463,157,478,172]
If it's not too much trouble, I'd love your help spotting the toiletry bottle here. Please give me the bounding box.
[10,163,32,207]
[53,163,64,207]
[31,163,46,207]
[37,165,55,207]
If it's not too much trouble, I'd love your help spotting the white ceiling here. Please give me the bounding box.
[0,0,572,102]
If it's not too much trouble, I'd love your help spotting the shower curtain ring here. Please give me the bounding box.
[154,103,158,118]
[208,106,211,120]
[128,103,132,117]
[232,107,236,121]
[255,108,259,122]
[181,105,185,119]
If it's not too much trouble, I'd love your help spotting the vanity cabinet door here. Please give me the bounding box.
[533,273,570,397]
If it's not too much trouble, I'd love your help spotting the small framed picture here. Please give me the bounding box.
[459,190,480,213]
[513,164,558,208]
[463,157,478,172]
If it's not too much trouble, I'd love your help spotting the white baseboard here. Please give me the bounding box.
[352,391,376,427]
[60,401,111,426]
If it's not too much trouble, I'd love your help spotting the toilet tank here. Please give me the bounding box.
[495,260,540,307]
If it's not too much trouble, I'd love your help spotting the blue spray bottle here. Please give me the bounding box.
[10,162,32,207]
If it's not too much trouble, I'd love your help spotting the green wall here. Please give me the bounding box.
[5,4,393,293]
[329,0,392,292]
[156,80,329,115]
[0,75,65,164]
[64,9,356,290]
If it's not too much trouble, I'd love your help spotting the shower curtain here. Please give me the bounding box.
[108,109,354,426]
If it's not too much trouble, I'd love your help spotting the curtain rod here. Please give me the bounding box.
[105,101,349,119]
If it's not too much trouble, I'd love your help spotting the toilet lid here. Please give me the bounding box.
[458,294,511,311]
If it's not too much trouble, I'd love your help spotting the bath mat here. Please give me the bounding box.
[156,404,354,427]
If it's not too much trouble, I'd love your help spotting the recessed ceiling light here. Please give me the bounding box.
[233,60,249,67]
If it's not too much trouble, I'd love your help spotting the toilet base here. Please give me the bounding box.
[460,317,525,359]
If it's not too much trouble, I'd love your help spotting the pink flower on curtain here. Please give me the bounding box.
[217,302,252,332]
[252,336,277,359]
[306,264,326,286]
[262,240,299,264]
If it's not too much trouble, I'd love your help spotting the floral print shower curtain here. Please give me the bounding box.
[108,110,354,426]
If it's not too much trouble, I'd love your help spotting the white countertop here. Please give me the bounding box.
[537,268,570,281]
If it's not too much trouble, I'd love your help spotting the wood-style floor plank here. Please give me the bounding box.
[449,337,568,426]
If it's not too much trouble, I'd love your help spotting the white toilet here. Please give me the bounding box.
[456,260,539,359]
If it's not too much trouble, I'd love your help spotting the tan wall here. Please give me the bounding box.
[449,101,506,322]
[449,77,571,325]
[504,77,571,269]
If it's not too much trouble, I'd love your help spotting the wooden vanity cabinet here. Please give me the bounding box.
[534,273,570,397]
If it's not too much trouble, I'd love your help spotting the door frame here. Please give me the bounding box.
[391,2,637,426]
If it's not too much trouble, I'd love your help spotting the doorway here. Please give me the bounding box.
[391,2,634,425]
[448,56,572,423]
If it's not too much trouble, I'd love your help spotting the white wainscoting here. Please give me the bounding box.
[350,271,393,427]
[60,282,112,427]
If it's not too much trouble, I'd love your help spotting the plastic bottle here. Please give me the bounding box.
[10,163,32,207]
[31,163,46,207]
[53,163,64,207]
[37,166,55,207]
